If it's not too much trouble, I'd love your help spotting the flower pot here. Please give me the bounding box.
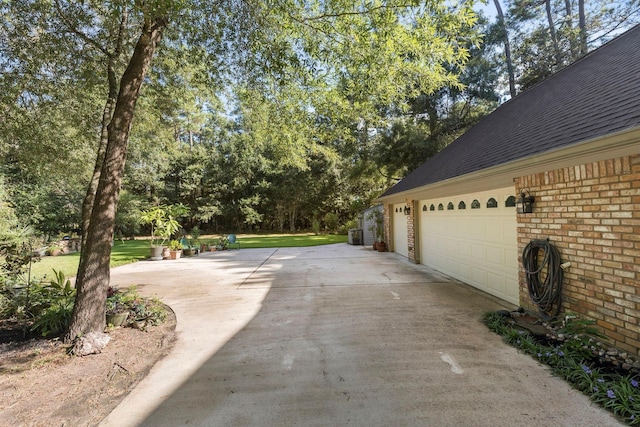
[183,248,196,257]
[162,247,170,259]
[106,312,129,327]
[47,248,61,257]
[169,250,182,260]
[376,242,387,252]
[149,246,164,261]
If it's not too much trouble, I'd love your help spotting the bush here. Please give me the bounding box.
[30,269,76,337]
[323,213,339,233]
[338,219,358,235]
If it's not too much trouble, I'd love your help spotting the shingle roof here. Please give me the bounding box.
[382,24,640,197]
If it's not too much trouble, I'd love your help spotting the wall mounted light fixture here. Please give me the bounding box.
[517,190,535,214]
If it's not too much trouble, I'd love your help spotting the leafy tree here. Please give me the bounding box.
[507,0,640,89]
[2,0,483,342]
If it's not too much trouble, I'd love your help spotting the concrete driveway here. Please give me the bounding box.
[100,244,621,427]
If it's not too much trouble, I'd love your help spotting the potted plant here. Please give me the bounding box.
[45,242,62,256]
[366,208,385,251]
[216,235,229,251]
[139,204,189,260]
[106,287,129,327]
[168,239,182,259]
[184,226,201,256]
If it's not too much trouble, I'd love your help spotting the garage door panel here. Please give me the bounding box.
[487,272,505,289]
[458,242,471,257]
[458,263,471,279]
[469,221,484,237]
[471,267,486,284]
[484,217,499,233]
[506,248,518,266]
[486,245,504,265]
[471,243,485,260]
[419,188,519,305]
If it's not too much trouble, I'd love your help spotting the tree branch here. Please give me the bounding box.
[53,0,111,58]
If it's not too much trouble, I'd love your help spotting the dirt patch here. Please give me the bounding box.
[0,309,176,427]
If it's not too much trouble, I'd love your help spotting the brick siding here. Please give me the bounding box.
[383,204,390,250]
[515,154,640,355]
[407,200,417,263]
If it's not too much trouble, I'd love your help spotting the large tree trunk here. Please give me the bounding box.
[493,0,516,98]
[80,10,128,251]
[288,207,297,233]
[66,18,167,342]
[81,95,114,250]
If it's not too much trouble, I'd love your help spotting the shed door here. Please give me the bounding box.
[419,188,519,305]
[393,203,409,258]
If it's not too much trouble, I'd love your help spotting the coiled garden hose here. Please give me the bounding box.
[522,239,563,318]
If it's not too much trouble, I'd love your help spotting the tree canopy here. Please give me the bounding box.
[1,0,638,341]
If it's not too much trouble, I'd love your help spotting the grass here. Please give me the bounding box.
[211,233,347,248]
[29,233,347,280]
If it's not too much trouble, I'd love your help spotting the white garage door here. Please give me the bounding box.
[419,188,519,305]
[392,203,409,258]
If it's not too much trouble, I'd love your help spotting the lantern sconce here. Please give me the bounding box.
[517,190,535,214]
[403,205,411,215]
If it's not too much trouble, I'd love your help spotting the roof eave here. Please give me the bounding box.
[377,126,640,203]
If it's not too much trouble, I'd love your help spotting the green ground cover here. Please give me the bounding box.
[30,233,347,280]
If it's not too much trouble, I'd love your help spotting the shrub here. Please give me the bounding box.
[30,269,76,337]
[323,213,339,233]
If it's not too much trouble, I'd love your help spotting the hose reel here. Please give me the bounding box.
[522,239,564,319]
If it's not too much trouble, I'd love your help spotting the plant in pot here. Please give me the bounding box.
[366,208,384,250]
[106,286,129,327]
[184,226,201,256]
[139,204,189,260]
[167,239,182,259]
[46,241,63,256]
[216,235,229,251]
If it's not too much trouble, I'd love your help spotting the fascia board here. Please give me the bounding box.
[376,126,640,203]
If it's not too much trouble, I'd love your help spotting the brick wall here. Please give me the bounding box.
[383,203,390,250]
[515,154,640,355]
[407,199,417,263]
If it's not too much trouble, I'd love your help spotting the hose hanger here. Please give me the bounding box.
[522,239,564,319]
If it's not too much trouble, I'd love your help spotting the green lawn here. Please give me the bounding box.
[30,233,347,280]
[212,233,347,248]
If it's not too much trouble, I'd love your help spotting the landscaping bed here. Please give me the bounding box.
[0,310,176,426]
[484,310,640,425]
